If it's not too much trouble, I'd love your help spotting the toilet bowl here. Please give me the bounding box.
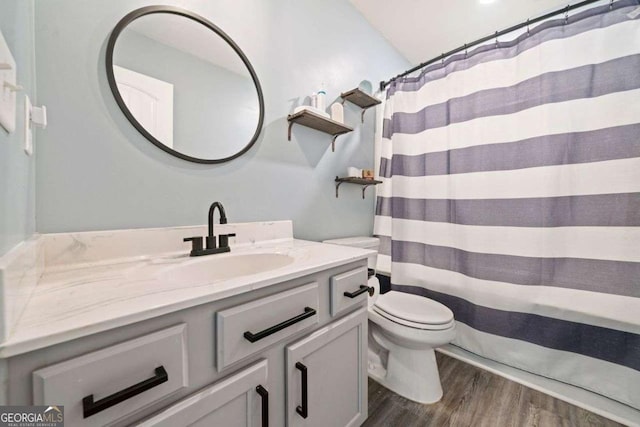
[323,236,456,404]
[368,290,455,403]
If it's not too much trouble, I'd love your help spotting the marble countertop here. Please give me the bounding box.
[0,238,372,357]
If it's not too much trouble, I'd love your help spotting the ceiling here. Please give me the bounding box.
[349,0,573,65]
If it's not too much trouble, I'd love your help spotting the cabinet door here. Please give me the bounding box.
[137,359,269,427]
[286,308,367,427]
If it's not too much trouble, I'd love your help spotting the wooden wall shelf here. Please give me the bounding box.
[287,109,353,152]
[335,176,382,199]
[340,88,382,122]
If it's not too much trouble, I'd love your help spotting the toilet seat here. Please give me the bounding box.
[373,291,454,331]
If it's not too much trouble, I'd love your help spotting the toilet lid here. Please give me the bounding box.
[372,306,455,330]
[374,291,454,327]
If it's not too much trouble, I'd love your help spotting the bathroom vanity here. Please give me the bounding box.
[0,221,373,426]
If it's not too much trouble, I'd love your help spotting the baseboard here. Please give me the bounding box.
[437,344,640,427]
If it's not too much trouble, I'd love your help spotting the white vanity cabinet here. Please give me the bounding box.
[4,259,369,427]
[286,308,368,427]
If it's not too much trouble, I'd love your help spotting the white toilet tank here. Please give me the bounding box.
[322,236,379,271]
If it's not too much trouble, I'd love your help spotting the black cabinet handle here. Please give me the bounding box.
[243,307,316,343]
[343,285,371,299]
[256,385,269,427]
[82,366,168,418]
[295,362,308,419]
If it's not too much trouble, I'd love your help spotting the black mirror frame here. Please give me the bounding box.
[106,6,265,164]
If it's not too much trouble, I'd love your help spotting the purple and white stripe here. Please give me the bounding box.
[373,0,640,411]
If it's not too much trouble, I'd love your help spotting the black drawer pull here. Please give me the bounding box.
[295,362,308,419]
[256,385,269,427]
[344,285,371,299]
[244,307,316,343]
[82,366,168,418]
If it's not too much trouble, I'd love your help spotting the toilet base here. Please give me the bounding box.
[368,346,443,404]
[367,293,456,405]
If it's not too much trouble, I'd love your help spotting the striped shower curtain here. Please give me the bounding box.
[374,1,640,410]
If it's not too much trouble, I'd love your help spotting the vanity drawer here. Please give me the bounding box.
[33,324,188,427]
[330,267,369,316]
[216,282,319,371]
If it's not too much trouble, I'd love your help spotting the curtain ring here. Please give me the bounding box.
[609,0,614,10]
[464,43,468,58]
[526,18,530,36]
[441,53,445,66]
[564,5,569,24]
[495,31,499,48]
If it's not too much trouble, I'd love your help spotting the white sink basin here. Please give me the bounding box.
[159,253,295,285]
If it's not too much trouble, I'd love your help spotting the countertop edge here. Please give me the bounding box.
[0,248,370,358]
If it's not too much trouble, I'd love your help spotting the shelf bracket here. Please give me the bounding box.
[335,177,377,199]
[335,178,343,198]
[287,121,294,141]
[332,134,339,152]
[361,184,375,199]
[341,100,372,122]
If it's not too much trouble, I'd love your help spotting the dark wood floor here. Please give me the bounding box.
[363,353,623,427]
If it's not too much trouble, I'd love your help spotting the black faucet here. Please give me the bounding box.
[184,202,236,257]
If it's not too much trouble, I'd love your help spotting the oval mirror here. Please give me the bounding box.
[106,6,264,163]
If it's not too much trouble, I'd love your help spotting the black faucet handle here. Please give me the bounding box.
[183,237,204,256]
[218,233,236,249]
[206,235,217,250]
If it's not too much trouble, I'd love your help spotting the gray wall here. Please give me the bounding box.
[0,0,36,256]
[34,0,409,241]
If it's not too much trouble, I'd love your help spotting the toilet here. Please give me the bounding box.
[323,236,456,404]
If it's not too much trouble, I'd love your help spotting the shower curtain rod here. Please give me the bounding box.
[379,0,603,91]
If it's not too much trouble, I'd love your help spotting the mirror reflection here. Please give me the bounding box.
[109,10,262,162]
